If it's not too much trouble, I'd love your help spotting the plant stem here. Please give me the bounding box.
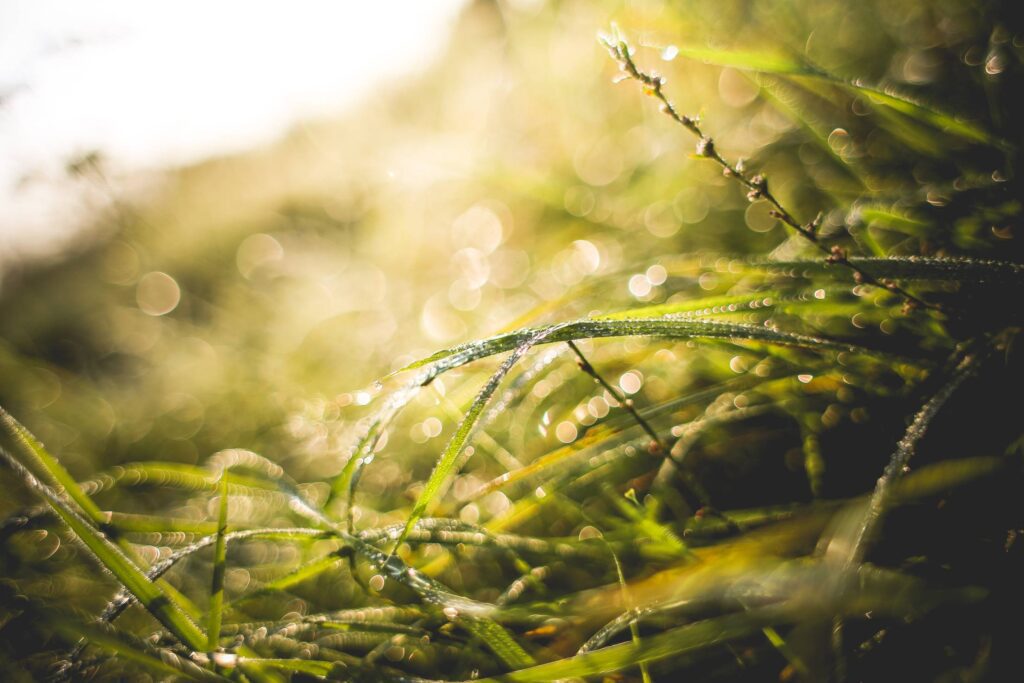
[600,35,940,315]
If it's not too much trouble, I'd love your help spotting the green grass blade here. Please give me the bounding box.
[399,318,872,376]
[351,534,536,670]
[393,325,567,555]
[760,256,1024,284]
[54,621,227,682]
[92,528,330,633]
[595,290,788,320]
[0,406,104,523]
[478,608,776,682]
[840,346,991,567]
[81,461,282,498]
[0,445,208,652]
[162,453,532,672]
[671,44,809,75]
[238,552,345,600]
[666,43,1008,148]
[850,83,1008,149]
[853,205,936,239]
[327,427,378,531]
[207,473,229,651]
[237,658,336,677]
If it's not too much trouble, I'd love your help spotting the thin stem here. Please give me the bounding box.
[567,341,741,532]
[600,36,939,315]
[566,341,666,453]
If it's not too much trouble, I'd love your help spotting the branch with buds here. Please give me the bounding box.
[600,33,939,314]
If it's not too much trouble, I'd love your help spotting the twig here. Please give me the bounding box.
[566,341,742,532]
[566,341,666,454]
[600,35,939,315]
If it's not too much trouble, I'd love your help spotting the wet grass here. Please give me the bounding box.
[1,1,1023,680]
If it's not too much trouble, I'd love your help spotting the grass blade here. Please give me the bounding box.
[392,325,566,554]
[0,445,208,652]
[207,472,229,652]
[666,43,1008,148]
[477,608,776,682]
[0,406,104,523]
[399,318,874,375]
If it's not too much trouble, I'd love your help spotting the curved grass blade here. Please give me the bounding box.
[237,657,336,677]
[853,205,935,239]
[399,318,875,376]
[325,379,430,531]
[233,552,346,605]
[327,428,378,531]
[54,621,228,682]
[392,324,567,555]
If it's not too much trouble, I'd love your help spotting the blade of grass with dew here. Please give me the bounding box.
[392,324,567,555]
[360,518,604,562]
[326,428,378,531]
[54,621,228,682]
[351,532,538,669]
[89,527,330,632]
[747,255,1024,284]
[475,375,786,499]
[595,290,788,320]
[597,288,865,322]
[837,344,992,568]
[752,73,872,189]
[477,607,781,683]
[0,415,210,632]
[232,551,346,606]
[207,473,229,652]
[0,445,208,652]
[398,318,881,375]
[854,205,936,239]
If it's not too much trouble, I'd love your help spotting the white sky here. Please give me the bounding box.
[0,0,466,259]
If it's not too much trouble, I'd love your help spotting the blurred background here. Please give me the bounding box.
[1,2,1020,670]
[1,0,1017,496]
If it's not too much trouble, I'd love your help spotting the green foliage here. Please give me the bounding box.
[2,1,1023,681]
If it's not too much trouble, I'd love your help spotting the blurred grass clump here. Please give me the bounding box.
[1,0,1023,680]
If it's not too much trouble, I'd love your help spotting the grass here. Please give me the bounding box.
[1,1,1023,680]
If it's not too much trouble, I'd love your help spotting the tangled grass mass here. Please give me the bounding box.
[1,2,1022,681]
